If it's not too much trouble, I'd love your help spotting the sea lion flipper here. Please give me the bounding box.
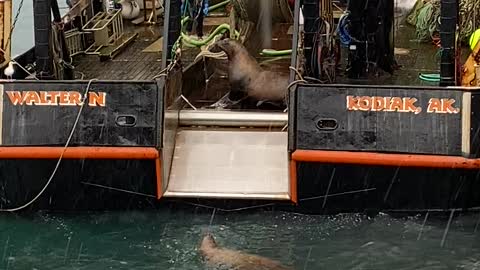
[209,92,246,109]
[256,100,266,107]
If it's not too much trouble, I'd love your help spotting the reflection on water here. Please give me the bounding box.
[1,210,479,269]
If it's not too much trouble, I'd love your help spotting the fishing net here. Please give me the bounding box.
[407,0,480,43]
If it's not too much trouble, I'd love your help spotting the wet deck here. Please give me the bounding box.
[72,10,459,88]
[73,23,163,80]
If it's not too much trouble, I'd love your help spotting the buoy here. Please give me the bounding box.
[4,61,14,79]
[469,29,480,51]
[119,0,141,20]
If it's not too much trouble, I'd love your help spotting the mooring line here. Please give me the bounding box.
[170,188,377,213]
[300,188,377,202]
[384,167,400,203]
[322,168,336,209]
[209,208,216,227]
[80,182,156,198]
[0,79,97,212]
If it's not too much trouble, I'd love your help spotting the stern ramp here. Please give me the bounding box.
[163,110,291,200]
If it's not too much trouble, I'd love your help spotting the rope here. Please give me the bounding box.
[408,0,480,44]
[0,79,97,212]
[4,0,25,51]
[153,48,181,79]
[51,23,64,80]
[167,188,378,213]
[194,35,227,62]
[337,11,355,46]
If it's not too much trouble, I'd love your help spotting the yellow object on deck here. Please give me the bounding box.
[469,29,480,51]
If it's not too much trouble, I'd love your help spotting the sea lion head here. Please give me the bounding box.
[212,38,242,59]
[201,233,217,250]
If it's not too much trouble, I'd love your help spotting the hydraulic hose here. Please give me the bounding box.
[179,0,239,47]
[181,23,239,47]
[419,73,441,82]
[260,49,292,56]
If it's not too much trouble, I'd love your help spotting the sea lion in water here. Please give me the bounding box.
[210,38,289,109]
[199,233,293,270]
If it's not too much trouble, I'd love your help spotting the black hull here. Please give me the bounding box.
[166,163,480,216]
[2,160,478,214]
[0,159,157,211]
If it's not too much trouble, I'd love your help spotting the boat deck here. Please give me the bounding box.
[70,9,459,88]
[73,23,163,80]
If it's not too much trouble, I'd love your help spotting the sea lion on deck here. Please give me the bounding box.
[199,233,293,270]
[211,38,289,109]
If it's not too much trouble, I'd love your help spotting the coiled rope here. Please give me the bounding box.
[407,0,480,44]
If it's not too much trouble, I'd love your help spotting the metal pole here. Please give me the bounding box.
[161,0,171,70]
[289,0,301,83]
[439,0,458,86]
[179,110,288,128]
[34,0,53,79]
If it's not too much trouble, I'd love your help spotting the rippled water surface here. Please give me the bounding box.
[1,210,479,269]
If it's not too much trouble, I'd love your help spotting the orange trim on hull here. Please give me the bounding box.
[292,150,480,169]
[0,147,159,159]
[289,159,298,204]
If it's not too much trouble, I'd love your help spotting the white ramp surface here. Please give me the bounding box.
[164,130,290,200]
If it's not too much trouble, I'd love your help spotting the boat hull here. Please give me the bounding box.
[0,159,158,211]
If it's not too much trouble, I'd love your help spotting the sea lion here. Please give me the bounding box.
[199,233,293,270]
[211,38,289,109]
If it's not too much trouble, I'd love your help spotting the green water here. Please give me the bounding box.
[1,210,479,269]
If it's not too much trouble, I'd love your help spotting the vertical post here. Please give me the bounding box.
[288,0,300,83]
[161,0,181,70]
[288,0,301,153]
[259,0,272,49]
[161,0,171,70]
[51,0,74,80]
[0,0,12,68]
[34,0,53,79]
[439,0,458,86]
[302,0,319,77]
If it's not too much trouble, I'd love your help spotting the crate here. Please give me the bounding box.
[82,9,124,54]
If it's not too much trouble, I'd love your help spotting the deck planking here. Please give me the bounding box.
[73,22,163,81]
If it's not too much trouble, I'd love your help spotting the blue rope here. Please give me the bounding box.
[203,0,209,16]
[337,12,352,46]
